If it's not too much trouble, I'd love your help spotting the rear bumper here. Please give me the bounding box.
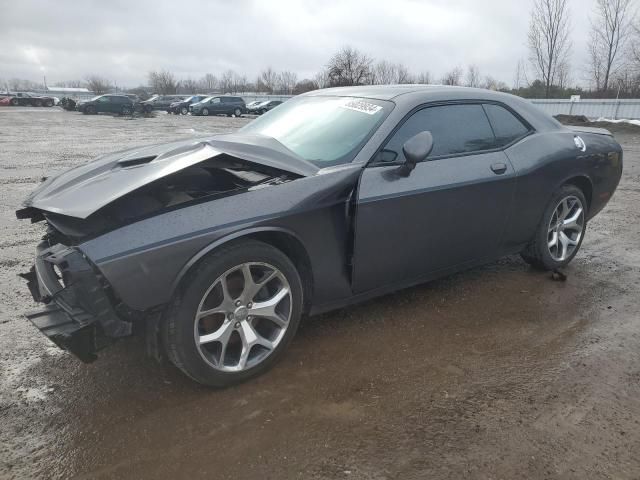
[21,242,132,362]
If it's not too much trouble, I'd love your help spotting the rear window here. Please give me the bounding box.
[483,104,530,147]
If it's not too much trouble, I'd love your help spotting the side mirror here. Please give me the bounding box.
[398,131,434,176]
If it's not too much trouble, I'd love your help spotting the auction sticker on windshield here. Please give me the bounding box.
[341,99,383,115]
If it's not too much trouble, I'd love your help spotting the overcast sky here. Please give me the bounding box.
[0,0,595,88]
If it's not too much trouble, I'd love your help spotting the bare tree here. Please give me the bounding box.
[85,75,111,94]
[396,64,413,84]
[219,70,235,93]
[180,78,199,94]
[278,70,298,94]
[326,46,373,86]
[294,79,319,94]
[465,65,481,87]
[372,60,396,84]
[441,67,463,86]
[260,67,278,93]
[200,73,218,92]
[314,70,330,89]
[513,59,529,90]
[528,0,572,97]
[415,71,432,84]
[483,76,509,91]
[148,70,179,94]
[588,0,634,92]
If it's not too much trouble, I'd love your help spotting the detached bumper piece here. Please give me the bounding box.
[20,242,132,362]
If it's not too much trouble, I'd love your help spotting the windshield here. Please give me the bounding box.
[240,96,391,167]
[90,95,103,101]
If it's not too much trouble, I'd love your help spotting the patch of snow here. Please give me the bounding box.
[596,117,640,127]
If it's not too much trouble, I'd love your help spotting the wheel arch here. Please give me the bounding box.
[561,175,593,210]
[170,227,314,314]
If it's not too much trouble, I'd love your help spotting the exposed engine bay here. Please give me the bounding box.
[30,154,297,243]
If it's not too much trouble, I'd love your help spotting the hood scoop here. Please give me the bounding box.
[117,156,157,169]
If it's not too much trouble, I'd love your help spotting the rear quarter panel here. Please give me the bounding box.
[503,130,622,250]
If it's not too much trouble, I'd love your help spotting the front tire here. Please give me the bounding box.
[201,108,209,116]
[181,106,189,115]
[10,98,19,106]
[521,184,587,270]
[164,240,303,387]
[85,105,96,115]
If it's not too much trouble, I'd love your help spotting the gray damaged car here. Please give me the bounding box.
[17,86,623,386]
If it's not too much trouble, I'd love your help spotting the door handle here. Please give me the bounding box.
[490,162,507,175]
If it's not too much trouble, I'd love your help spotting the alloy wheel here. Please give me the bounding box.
[194,262,292,372]
[547,195,584,261]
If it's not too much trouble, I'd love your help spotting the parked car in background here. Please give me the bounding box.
[76,94,137,115]
[141,95,186,113]
[245,101,262,109]
[7,92,55,107]
[16,86,623,386]
[168,95,207,115]
[0,96,11,106]
[247,100,283,115]
[189,96,246,116]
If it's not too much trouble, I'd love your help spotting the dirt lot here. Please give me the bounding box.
[0,107,639,480]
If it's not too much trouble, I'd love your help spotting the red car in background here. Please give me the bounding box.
[6,92,55,107]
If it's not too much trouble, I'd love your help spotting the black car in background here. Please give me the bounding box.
[76,94,137,115]
[168,95,207,115]
[189,96,246,116]
[247,100,283,115]
[8,92,55,107]
[141,95,186,113]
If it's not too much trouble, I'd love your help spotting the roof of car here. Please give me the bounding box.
[305,84,562,133]
[306,84,513,101]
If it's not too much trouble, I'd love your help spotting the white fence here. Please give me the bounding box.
[531,98,640,120]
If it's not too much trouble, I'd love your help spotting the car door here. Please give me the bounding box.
[95,96,112,113]
[352,103,518,293]
[208,97,223,114]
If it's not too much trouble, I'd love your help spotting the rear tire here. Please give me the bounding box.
[45,100,54,107]
[521,184,587,270]
[164,240,303,387]
[234,108,242,117]
[121,105,132,115]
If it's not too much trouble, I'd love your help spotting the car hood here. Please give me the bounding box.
[22,134,319,219]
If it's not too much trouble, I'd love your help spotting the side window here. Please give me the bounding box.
[483,104,530,147]
[380,104,496,163]
[211,97,221,103]
[97,96,110,103]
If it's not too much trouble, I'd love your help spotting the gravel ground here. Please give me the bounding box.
[0,107,639,480]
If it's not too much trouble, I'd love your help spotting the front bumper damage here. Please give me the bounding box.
[20,242,132,362]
